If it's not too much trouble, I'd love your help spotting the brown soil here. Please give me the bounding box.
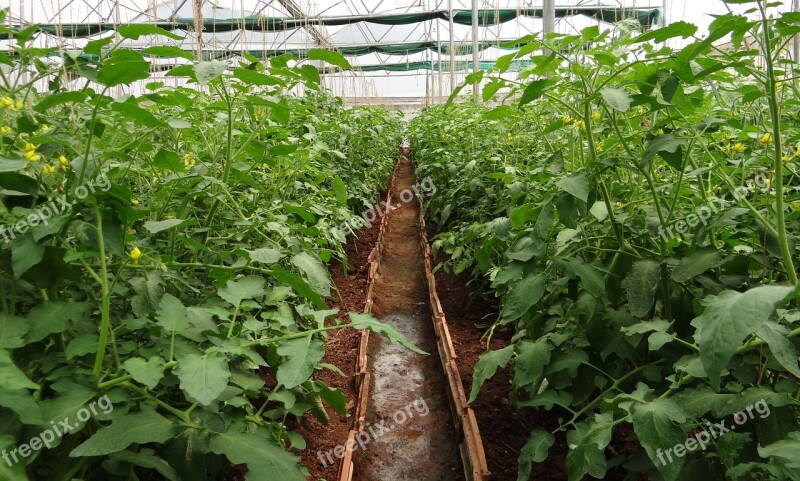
[293,215,382,481]
[432,261,570,481]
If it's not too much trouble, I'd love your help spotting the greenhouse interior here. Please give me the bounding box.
[1,1,800,481]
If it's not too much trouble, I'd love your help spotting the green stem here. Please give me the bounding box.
[92,207,113,378]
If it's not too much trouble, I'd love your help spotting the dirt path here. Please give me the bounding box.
[353,158,462,481]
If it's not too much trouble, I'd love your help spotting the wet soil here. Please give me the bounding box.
[353,158,463,481]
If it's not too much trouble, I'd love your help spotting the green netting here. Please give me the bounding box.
[31,7,659,38]
[325,59,533,73]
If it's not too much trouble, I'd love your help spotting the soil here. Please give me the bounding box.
[293,214,382,481]
[432,260,570,481]
[353,158,463,481]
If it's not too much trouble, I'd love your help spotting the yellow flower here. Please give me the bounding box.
[127,228,136,235]
[164,214,175,220]
[24,150,40,162]
[783,155,793,162]
[792,201,800,210]
[23,143,37,153]
[183,153,195,168]
[655,128,664,136]
[562,115,572,124]
[592,111,601,121]
[507,132,513,140]
[0,97,13,109]
[596,141,604,152]
[573,119,586,129]
[58,155,69,170]
[721,131,731,141]
[732,143,746,154]
[0,126,11,135]
[130,247,142,266]
[759,132,773,145]
[131,198,139,206]
[615,201,623,208]
[42,164,56,177]
[14,100,22,110]
[637,107,647,115]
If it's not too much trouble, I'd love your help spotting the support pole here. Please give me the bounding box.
[794,0,799,62]
[471,0,479,102]
[448,0,455,94]
[437,16,443,103]
[193,0,203,61]
[543,0,555,39]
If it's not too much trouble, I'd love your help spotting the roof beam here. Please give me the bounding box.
[276,0,335,48]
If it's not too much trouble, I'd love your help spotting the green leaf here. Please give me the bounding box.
[218,276,265,307]
[691,285,794,390]
[174,352,231,405]
[502,273,545,322]
[276,338,325,389]
[0,436,29,481]
[26,302,87,342]
[513,339,553,388]
[12,233,44,278]
[209,429,305,481]
[0,157,25,172]
[331,177,348,205]
[600,87,633,112]
[623,260,661,318]
[66,334,99,359]
[111,102,163,128]
[632,399,687,481]
[97,50,151,87]
[110,449,180,481]
[117,24,183,40]
[143,218,186,233]
[0,314,28,348]
[634,21,698,43]
[123,357,166,390]
[755,321,800,378]
[563,259,605,297]
[290,252,331,297]
[565,419,609,480]
[271,266,327,309]
[153,148,183,172]
[70,406,176,457]
[640,133,685,170]
[468,345,514,403]
[519,79,556,106]
[671,246,724,282]
[233,68,281,86]
[143,46,194,61]
[33,91,88,112]
[0,388,44,425]
[757,432,800,469]
[556,172,590,203]
[156,294,189,332]
[246,248,282,265]
[0,349,39,391]
[517,428,555,481]
[194,60,228,85]
[350,313,426,355]
[307,49,351,70]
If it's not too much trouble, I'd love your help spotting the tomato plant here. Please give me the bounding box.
[410,3,800,480]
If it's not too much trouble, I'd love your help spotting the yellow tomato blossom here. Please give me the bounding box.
[573,119,585,129]
[42,164,56,177]
[0,97,13,109]
[130,247,142,266]
[759,132,773,145]
[637,107,647,115]
[24,150,40,162]
[23,143,37,153]
[131,198,140,206]
[562,115,572,124]
[58,155,69,170]
[183,153,196,168]
[615,201,623,208]
[14,100,22,110]
[721,131,731,141]
[596,141,604,152]
[655,128,664,136]
[592,111,601,121]
[0,126,11,135]
[731,143,746,154]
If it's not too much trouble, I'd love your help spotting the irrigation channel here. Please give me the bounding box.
[342,153,489,481]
